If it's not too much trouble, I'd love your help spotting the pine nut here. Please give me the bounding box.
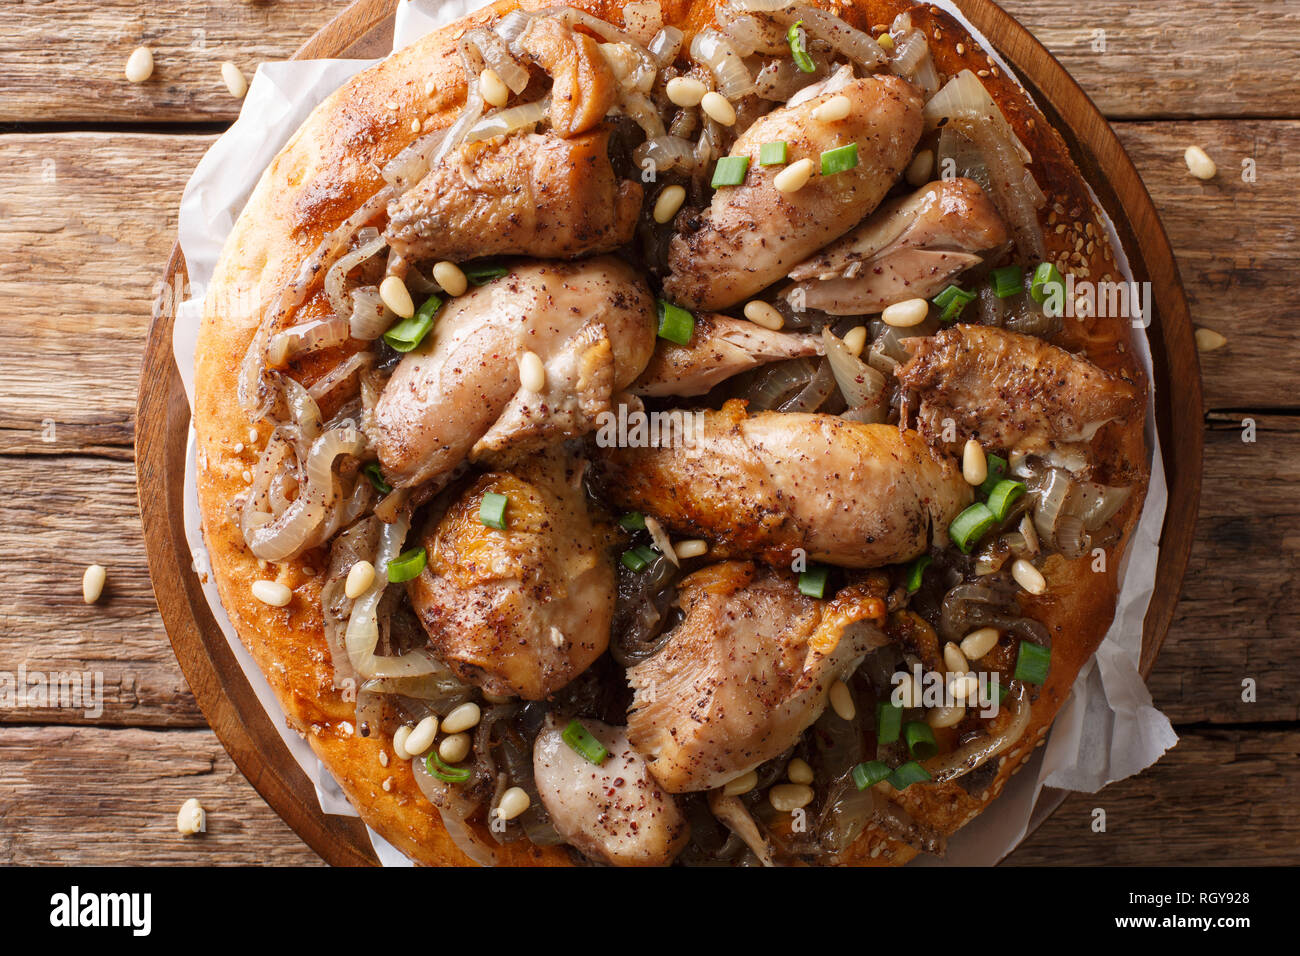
[1184,145,1217,180]
[701,91,736,126]
[787,757,814,785]
[1012,558,1047,595]
[438,731,471,763]
[948,671,979,702]
[943,642,969,674]
[905,148,934,186]
[379,275,414,318]
[83,564,106,604]
[1019,513,1040,554]
[496,786,531,821]
[518,351,546,392]
[666,76,707,107]
[928,704,965,729]
[345,560,375,599]
[1195,328,1227,351]
[960,627,999,661]
[769,783,814,812]
[433,261,468,297]
[743,300,784,330]
[894,671,921,708]
[829,679,856,720]
[674,538,708,559]
[125,47,154,83]
[811,94,852,123]
[392,725,414,760]
[176,798,206,835]
[221,61,248,99]
[480,68,509,108]
[773,157,814,193]
[962,439,988,486]
[403,715,438,758]
[441,701,482,734]
[722,770,758,796]
[653,184,686,224]
[882,297,929,327]
[251,580,291,607]
[843,325,868,357]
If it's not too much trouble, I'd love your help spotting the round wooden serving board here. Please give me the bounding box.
[136,0,1203,867]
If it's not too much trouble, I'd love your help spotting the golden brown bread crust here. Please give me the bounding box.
[193,0,1149,866]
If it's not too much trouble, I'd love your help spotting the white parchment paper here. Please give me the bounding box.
[171,0,1176,867]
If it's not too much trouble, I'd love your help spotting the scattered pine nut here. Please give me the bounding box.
[251,580,291,607]
[403,715,438,758]
[441,701,482,734]
[666,76,706,107]
[843,325,868,357]
[811,94,852,123]
[480,68,509,108]
[700,91,736,126]
[1012,558,1047,595]
[722,770,758,796]
[438,731,471,763]
[653,184,686,224]
[176,798,206,835]
[882,297,929,327]
[125,47,154,84]
[221,61,248,99]
[518,350,546,392]
[962,439,988,486]
[769,783,814,812]
[345,560,375,600]
[743,300,784,330]
[673,538,708,559]
[496,787,531,821]
[773,157,814,193]
[1195,328,1227,351]
[379,275,414,318]
[1183,145,1217,180]
[829,679,856,720]
[787,757,814,785]
[82,564,106,604]
[433,261,468,297]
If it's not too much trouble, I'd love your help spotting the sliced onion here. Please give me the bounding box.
[411,751,497,867]
[644,514,679,567]
[787,63,852,108]
[324,233,386,323]
[621,91,668,140]
[753,55,825,101]
[1077,483,1131,531]
[465,27,530,94]
[715,4,789,55]
[724,0,795,12]
[465,98,548,143]
[822,327,887,414]
[690,28,754,100]
[381,128,447,193]
[347,286,389,341]
[888,15,940,98]
[780,357,835,412]
[648,26,683,66]
[769,5,886,68]
[632,134,696,171]
[266,316,351,368]
[923,682,1031,784]
[744,357,817,410]
[309,350,374,403]
[1031,467,1073,549]
[494,9,533,45]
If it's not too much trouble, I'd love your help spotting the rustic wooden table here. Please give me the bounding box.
[0,0,1295,866]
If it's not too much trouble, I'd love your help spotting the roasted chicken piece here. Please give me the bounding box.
[630,312,823,397]
[895,325,1141,461]
[372,257,655,488]
[517,16,619,138]
[406,450,613,700]
[533,715,690,866]
[626,562,889,792]
[384,127,641,262]
[592,400,972,568]
[784,178,1010,314]
[663,72,923,310]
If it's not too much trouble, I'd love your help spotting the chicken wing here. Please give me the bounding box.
[626,561,888,793]
[592,400,972,567]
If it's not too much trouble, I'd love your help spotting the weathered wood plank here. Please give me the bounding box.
[0,0,349,124]
[0,725,320,865]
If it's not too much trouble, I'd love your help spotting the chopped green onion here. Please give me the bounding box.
[949,502,996,553]
[1029,261,1065,304]
[479,492,508,530]
[711,155,750,188]
[877,701,903,745]
[382,295,442,352]
[787,20,815,73]
[887,760,932,791]
[562,719,608,765]
[904,555,931,594]
[387,547,427,583]
[978,453,1009,498]
[759,141,788,166]
[656,299,695,345]
[990,265,1025,299]
[463,261,508,286]
[931,284,976,322]
[904,721,938,760]
[362,462,392,495]
[798,565,830,598]
[618,511,647,531]
[426,750,471,783]
[820,142,859,176]
[621,545,658,573]
[852,760,893,791]
[1014,641,1052,684]
[986,479,1027,521]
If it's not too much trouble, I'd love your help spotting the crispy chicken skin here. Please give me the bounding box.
[384,127,641,262]
[785,178,1010,314]
[663,74,923,310]
[533,715,690,867]
[372,257,655,488]
[630,312,823,397]
[517,16,619,139]
[406,450,613,700]
[592,400,972,568]
[896,324,1141,459]
[626,562,889,793]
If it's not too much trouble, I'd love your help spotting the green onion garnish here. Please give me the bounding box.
[978,453,1009,498]
[852,760,893,791]
[787,20,815,73]
[887,760,932,791]
[986,478,1027,521]
[990,265,1025,299]
[656,299,695,345]
[711,155,750,188]
[904,555,931,594]
[562,719,608,765]
[798,565,829,598]
[621,545,658,573]
[759,141,788,166]
[362,462,392,495]
[463,261,509,286]
[426,750,471,783]
[1014,641,1052,684]
[931,284,976,322]
[949,502,996,553]
[479,492,508,530]
[387,547,427,583]
[877,701,903,745]
[382,295,442,352]
[820,143,858,176]
[619,511,647,531]
[1030,261,1065,304]
[904,721,938,760]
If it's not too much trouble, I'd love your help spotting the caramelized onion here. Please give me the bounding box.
[822,327,887,417]
[922,682,1031,784]
[267,316,350,368]
[465,98,549,143]
[690,28,754,100]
